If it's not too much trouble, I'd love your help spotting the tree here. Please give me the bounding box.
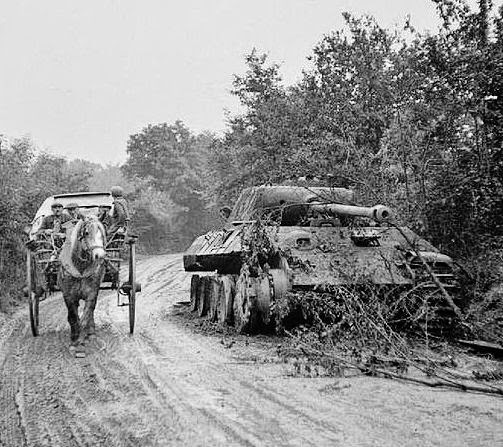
[88,164,135,193]
[123,121,216,250]
[211,1,503,258]
[0,138,100,309]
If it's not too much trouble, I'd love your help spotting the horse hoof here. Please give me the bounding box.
[75,351,86,359]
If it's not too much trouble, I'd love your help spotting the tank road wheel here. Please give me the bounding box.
[234,266,271,333]
[233,267,253,333]
[191,274,236,325]
[269,269,290,301]
[208,277,222,322]
[26,251,40,337]
[196,276,210,317]
[128,239,137,334]
[190,274,200,312]
[254,274,272,326]
[218,275,236,325]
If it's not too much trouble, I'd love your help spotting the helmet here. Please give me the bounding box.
[51,201,63,209]
[65,202,79,209]
[111,186,124,197]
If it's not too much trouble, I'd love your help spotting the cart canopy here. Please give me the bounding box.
[31,192,113,237]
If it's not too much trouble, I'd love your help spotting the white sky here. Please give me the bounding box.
[0,0,490,164]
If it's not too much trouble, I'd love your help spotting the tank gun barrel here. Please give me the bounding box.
[309,203,393,222]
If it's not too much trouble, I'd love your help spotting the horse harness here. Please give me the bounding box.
[60,219,106,279]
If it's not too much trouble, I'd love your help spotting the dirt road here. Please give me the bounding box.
[1,254,502,446]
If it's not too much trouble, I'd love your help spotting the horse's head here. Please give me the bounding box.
[76,216,106,261]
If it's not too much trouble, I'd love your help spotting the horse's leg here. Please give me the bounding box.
[80,279,99,339]
[60,271,81,345]
[64,293,80,345]
[88,294,97,338]
[80,297,92,340]
[87,270,105,337]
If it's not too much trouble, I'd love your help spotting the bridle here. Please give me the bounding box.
[77,218,106,259]
[60,217,107,279]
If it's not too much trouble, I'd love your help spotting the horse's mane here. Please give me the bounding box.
[59,217,105,279]
[69,219,84,254]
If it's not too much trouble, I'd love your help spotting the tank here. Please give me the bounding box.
[183,185,459,333]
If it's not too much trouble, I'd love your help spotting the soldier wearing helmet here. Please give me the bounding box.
[108,186,130,234]
[37,201,71,236]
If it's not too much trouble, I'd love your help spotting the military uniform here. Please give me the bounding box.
[38,213,72,234]
[98,209,112,229]
[65,202,85,224]
[34,203,70,295]
[108,187,130,234]
[111,197,129,227]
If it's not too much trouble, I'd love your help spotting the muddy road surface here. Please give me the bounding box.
[1,254,502,446]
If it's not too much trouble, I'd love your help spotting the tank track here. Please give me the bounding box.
[189,257,465,337]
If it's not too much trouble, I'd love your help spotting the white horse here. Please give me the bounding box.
[58,216,107,347]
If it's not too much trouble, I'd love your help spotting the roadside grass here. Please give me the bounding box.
[0,265,24,313]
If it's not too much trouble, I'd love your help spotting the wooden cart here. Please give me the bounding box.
[25,192,141,336]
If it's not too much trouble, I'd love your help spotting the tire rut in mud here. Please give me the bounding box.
[0,324,29,447]
[0,302,113,447]
[0,255,345,447]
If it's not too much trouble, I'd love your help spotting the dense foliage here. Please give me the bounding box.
[1,1,502,312]
[0,138,92,310]
[210,1,503,261]
[122,121,218,251]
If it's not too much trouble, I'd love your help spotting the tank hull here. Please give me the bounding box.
[183,224,449,286]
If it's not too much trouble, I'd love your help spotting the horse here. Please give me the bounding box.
[58,216,107,348]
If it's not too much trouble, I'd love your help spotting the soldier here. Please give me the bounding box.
[65,202,85,224]
[108,186,130,234]
[38,202,71,236]
[98,204,112,230]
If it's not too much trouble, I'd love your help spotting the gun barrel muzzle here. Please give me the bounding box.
[310,203,393,222]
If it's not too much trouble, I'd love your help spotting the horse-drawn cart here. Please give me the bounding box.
[25,192,141,337]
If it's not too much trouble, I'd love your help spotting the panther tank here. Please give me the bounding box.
[183,185,459,333]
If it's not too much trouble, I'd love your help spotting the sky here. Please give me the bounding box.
[0,0,487,164]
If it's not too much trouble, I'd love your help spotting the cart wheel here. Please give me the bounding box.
[128,241,136,334]
[27,251,39,337]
